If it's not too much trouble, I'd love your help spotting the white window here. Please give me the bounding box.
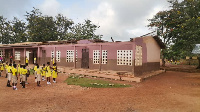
[51,51,61,62]
[56,51,61,62]
[117,50,132,66]
[66,50,78,62]
[93,50,100,64]
[15,51,20,60]
[135,46,142,66]
[102,50,107,64]
[0,50,3,57]
[93,50,108,64]
[66,50,74,62]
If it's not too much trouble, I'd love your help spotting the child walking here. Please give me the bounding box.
[6,63,12,87]
[46,62,51,85]
[12,64,18,90]
[42,64,46,81]
[0,62,4,77]
[34,64,37,82]
[21,65,27,88]
[36,64,42,87]
[5,62,8,78]
[52,63,58,83]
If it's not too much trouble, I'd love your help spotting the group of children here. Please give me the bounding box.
[0,61,58,90]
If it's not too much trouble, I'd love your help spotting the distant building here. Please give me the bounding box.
[0,36,165,76]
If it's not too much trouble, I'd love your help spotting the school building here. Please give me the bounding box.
[0,36,165,76]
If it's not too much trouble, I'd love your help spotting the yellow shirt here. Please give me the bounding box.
[22,68,27,75]
[52,66,57,71]
[52,58,55,64]
[12,68,17,76]
[34,66,37,71]
[20,67,23,74]
[26,58,29,63]
[7,66,12,73]
[5,65,8,69]
[36,68,42,75]
[34,57,36,61]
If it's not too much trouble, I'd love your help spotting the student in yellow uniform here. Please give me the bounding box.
[46,62,51,85]
[52,63,58,83]
[21,65,27,88]
[5,62,8,78]
[34,57,36,64]
[25,56,29,66]
[34,64,37,82]
[52,57,55,65]
[42,64,46,81]
[18,64,22,84]
[0,62,4,77]
[12,64,18,90]
[36,64,42,87]
[6,63,12,87]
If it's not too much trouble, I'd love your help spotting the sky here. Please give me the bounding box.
[0,0,170,41]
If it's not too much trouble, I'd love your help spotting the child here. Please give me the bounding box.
[6,63,12,87]
[36,64,42,87]
[34,64,37,82]
[0,62,4,77]
[5,62,8,78]
[21,65,27,88]
[18,64,22,84]
[52,63,58,83]
[46,62,51,85]
[25,63,30,84]
[25,56,29,66]
[42,64,46,81]
[12,64,18,90]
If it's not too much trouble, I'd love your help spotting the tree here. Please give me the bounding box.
[0,16,12,44]
[25,8,58,42]
[148,0,200,66]
[70,19,102,40]
[10,17,27,43]
[55,14,74,40]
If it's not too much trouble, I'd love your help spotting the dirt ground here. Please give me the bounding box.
[0,65,200,112]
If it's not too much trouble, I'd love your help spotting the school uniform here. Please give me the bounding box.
[36,68,42,81]
[46,66,51,77]
[12,67,17,84]
[21,68,27,88]
[52,66,57,78]
[34,58,36,64]
[21,68,27,82]
[26,58,29,65]
[7,66,12,81]
[1,63,4,71]
[34,66,37,77]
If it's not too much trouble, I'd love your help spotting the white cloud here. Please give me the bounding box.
[38,0,61,17]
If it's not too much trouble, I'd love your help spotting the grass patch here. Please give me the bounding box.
[65,75,132,88]
[29,69,34,75]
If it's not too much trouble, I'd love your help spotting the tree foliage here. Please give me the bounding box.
[0,7,102,44]
[148,0,200,60]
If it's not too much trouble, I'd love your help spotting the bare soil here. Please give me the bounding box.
[0,65,200,112]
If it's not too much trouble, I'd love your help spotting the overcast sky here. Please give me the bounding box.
[0,0,170,41]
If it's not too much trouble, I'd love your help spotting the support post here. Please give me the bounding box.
[54,47,56,64]
[37,47,40,64]
[12,48,15,62]
[99,45,102,71]
[74,46,76,69]
[24,48,26,65]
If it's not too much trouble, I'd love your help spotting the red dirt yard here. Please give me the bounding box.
[0,66,200,112]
